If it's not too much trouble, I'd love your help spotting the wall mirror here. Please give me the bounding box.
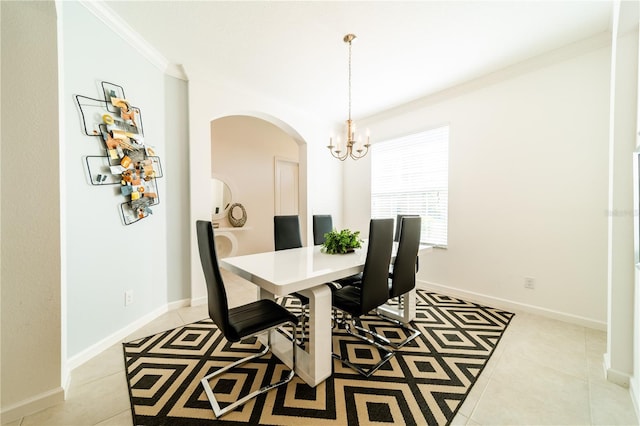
[211,178,232,220]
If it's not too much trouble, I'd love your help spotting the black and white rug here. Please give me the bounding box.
[123,290,514,425]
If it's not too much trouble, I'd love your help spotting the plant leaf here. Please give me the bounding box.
[322,228,363,254]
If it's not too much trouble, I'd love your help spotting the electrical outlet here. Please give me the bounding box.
[125,290,134,306]
[524,277,535,290]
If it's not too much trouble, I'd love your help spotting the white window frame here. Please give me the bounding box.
[371,125,449,247]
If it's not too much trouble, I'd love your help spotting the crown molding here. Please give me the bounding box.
[78,0,188,81]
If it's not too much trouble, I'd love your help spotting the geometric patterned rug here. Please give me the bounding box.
[123,290,514,425]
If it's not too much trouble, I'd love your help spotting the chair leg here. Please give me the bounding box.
[372,312,421,349]
[201,321,297,418]
[368,294,421,349]
[277,304,307,347]
[332,314,395,377]
[352,319,394,347]
[299,305,308,342]
[331,308,344,329]
[350,312,420,350]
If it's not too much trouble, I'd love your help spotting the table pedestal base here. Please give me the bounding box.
[259,284,332,387]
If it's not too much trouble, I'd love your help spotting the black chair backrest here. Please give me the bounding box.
[390,216,422,298]
[196,220,231,337]
[274,215,302,251]
[313,214,333,246]
[359,218,394,314]
[395,214,420,242]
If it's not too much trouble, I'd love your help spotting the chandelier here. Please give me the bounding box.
[327,34,370,161]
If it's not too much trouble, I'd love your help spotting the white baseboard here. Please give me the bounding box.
[167,298,191,311]
[66,298,190,372]
[191,295,207,306]
[602,352,631,387]
[606,367,631,387]
[0,386,64,424]
[418,280,607,331]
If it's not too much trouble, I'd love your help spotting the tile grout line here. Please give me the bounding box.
[465,324,511,425]
[92,408,130,426]
[585,326,595,425]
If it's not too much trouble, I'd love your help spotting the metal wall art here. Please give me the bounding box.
[75,82,163,225]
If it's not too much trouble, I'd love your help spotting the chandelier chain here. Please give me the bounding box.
[327,33,370,161]
[348,38,352,122]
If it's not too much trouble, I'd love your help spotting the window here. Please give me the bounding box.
[371,126,449,247]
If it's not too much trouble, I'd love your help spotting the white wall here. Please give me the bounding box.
[606,23,638,387]
[164,75,191,302]
[0,1,64,420]
[187,71,342,304]
[2,1,190,420]
[632,18,640,416]
[345,37,612,328]
[62,1,166,357]
[635,28,640,424]
[620,2,640,418]
[61,2,184,358]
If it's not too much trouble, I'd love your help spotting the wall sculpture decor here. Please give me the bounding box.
[75,82,163,225]
[227,203,247,227]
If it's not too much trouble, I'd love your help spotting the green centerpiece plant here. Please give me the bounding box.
[322,229,363,254]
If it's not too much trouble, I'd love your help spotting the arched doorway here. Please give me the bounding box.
[209,114,308,256]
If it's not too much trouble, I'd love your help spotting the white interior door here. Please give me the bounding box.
[275,158,299,215]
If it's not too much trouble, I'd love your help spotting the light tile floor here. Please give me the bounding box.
[5,273,639,425]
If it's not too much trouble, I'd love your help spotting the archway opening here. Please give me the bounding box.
[209,114,308,255]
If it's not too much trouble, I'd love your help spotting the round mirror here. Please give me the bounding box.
[211,178,232,220]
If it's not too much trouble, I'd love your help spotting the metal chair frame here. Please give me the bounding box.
[371,307,422,349]
[201,321,297,418]
[332,313,395,377]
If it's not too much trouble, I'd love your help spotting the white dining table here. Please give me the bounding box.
[219,242,432,387]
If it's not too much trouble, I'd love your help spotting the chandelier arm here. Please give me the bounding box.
[329,147,349,161]
[349,144,369,160]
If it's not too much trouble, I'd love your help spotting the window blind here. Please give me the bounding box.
[371,126,449,247]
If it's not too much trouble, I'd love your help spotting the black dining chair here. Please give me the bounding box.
[372,216,423,349]
[274,215,303,251]
[313,214,333,245]
[331,218,395,377]
[395,214,420,272]
[196,220,298,418]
